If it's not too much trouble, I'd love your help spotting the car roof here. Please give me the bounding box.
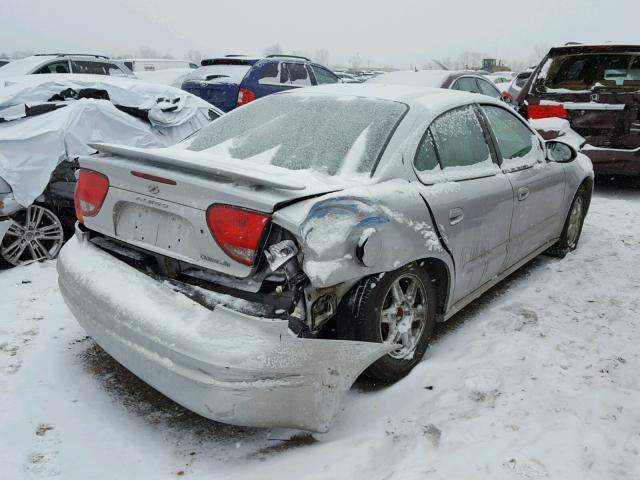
[367,69,487,88]
[283,83,504,113]
[549,43,640,54]
[121,58,191,63]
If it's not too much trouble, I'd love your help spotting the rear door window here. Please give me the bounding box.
[310,65,339,84]
[34,61,70,74]
[453,77,481,93]
[431,106,492,170]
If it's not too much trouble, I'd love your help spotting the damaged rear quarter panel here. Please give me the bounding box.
[274,179,454,289]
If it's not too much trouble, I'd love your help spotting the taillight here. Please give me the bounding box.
[527,103,568,120]
[237,87,256,107]
[206,204,271,266]
[74,169,109,223]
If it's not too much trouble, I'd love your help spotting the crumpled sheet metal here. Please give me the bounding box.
[57,237,393,432]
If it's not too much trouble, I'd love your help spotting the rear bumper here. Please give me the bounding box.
[582,146,640,175]
[57,231,391,432]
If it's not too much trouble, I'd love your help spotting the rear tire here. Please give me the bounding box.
[338,264,437,383]
[545,185,589,258]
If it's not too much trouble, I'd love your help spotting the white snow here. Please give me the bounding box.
[1,183,640,479]
[366,70,452,88]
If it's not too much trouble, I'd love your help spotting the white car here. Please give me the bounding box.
[0,54,134,81]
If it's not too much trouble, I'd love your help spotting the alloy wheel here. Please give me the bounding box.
[379,273,428,360]
[1,205,65,266]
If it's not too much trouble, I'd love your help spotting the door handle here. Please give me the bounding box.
[518,187,530,201]
[449,207,464,225]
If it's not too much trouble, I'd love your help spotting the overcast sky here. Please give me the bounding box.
[1,0,638,67]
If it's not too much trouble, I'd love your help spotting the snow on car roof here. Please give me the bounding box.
[366,69,454,88]
[0,55,56,77]
[286,82,502,113]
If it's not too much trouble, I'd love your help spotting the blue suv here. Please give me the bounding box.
[181,55,340,112]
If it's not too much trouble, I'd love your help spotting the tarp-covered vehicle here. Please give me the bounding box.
[0,74,222,266]
[58,85,593,431]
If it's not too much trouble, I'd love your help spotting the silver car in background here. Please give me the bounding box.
[57,85,593,431]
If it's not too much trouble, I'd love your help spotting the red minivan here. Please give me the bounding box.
[516,44,640,175]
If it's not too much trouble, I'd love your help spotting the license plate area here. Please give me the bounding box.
[115,203,193,255]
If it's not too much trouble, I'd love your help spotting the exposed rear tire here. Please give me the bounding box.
[545,185,589,258]
[338,263,437,383]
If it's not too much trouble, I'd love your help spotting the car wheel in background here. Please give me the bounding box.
[338,264,437,382]
[0,205,65,267]
[545,185,589,258]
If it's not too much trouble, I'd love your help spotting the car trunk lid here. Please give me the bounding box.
[78,143,349,278]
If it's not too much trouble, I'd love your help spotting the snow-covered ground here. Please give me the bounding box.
[1,178,639,479]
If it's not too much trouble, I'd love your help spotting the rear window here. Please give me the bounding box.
[185,65,251,84]
[185,94,407,176]
[543,53,640,91]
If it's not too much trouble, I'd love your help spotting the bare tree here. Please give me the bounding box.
[456,51,486,70]
[185,49,204,63]
[292,50,311,59]
[263,43,282,56]
[349,52,363,69]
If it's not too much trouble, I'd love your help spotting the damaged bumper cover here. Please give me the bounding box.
[57,234,393,432]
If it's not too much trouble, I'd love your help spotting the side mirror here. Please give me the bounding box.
[546,140,577,163]
[501,91,513,104]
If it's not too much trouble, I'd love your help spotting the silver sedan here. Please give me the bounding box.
[57,84,593,431]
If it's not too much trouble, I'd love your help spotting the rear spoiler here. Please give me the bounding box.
[87,143,307,191]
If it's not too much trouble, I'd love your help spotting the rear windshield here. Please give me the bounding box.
[185,65,251,84]
[543,53,640,91]
[185,94,407,176]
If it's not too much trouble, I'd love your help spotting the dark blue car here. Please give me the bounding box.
[181,55,340,112]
